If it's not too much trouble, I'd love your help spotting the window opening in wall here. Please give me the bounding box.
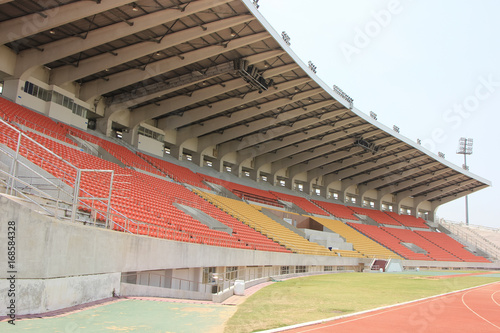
[225,267,238,281]
[296,265,306,273]
[138,126,164,142]
[203,267,217,284]
[281,266,290,275]
[23,81,90,117]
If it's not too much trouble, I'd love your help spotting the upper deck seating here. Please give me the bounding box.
[348,223,431,260]
[312,200,360,220]
[313,217,401,259]
[269,191,329,215]
[385,211,429,229]
[138,152,209,189]
[0,97,75,145]
[348,207,402,226]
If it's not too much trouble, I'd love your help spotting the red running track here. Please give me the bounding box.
[281,282,500,333]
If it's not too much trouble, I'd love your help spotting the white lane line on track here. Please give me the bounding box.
[286,295,450,333]
[461,288,500,330]
[492,290,500,307]
[264,282,500,333]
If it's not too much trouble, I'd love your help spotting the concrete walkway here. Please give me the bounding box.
[0,281,276,332]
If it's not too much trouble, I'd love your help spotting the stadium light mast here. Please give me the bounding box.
[456,137,473,225]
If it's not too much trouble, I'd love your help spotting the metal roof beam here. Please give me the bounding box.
[201,97,337,154]
[272,128,382,175]
[395,173,464,201]
[1,0,134,46]
[182,84,318,145]
[289,134,394,179]
[159,77,311,131]
[414,179,478,203]
[50,15,254,85]
[229,106,350,162]
[14,0,235,78]
[218,103,345,163]
[244,113,361,167]
[429,184,489,208]
[340,153,427,189]
[109,61,235,110]
[310,141,407,182]
[368,162,444,196]
[128,53,286,125]
[79,31,270,101]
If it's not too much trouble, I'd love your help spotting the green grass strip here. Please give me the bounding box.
[224,272,500,333]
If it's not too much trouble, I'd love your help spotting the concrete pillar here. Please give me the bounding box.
[2,78,23,102]
[190,151,204,168]
[169,145,183,161]
[247,168,258,182]
[122,124,139,147]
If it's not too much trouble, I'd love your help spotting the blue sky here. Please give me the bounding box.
[257,0,500,228]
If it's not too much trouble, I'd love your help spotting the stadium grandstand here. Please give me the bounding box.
[0,0,498,319]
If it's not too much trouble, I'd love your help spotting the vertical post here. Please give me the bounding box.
[8,130,22,195]
[464,143,469,226]
[457,137,472,226]
[106,170,114,229]
[71,169,82,223]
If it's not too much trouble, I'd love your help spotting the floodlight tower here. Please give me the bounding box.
[456,137,473,225]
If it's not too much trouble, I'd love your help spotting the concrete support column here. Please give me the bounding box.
[169,145,183,161]
[96,117,113,137]
[122,124,139,147]
[190,151,204,168]
[247,168,258,182]
[2,78,23,103]
[212,158,225,173]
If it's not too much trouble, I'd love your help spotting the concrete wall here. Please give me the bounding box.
[0,197,359,277]
[0,273,120,316]
[0,194,361,315]
[120,283,212,301]
[137,134,164,157]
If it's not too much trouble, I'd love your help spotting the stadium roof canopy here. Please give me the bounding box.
[0,0,491,214]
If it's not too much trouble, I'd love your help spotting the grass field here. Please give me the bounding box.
[224,272,500,333]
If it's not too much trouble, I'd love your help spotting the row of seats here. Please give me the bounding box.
[269,191,330,216]
[385,211,429,229]
[415,230,491,263]
[312,200,360,220]
[137,152,210,189]
[0,97,75,145]
[200,174,283,207]
[197,191,337,256]
[2,123,290,252]
[381,227,461,262]
[312,217,401,259]
[348,206,402,226]
[0,99,491,262]
[348,223,432,260]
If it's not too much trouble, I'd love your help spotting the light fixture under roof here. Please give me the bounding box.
[132,3,139,11]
